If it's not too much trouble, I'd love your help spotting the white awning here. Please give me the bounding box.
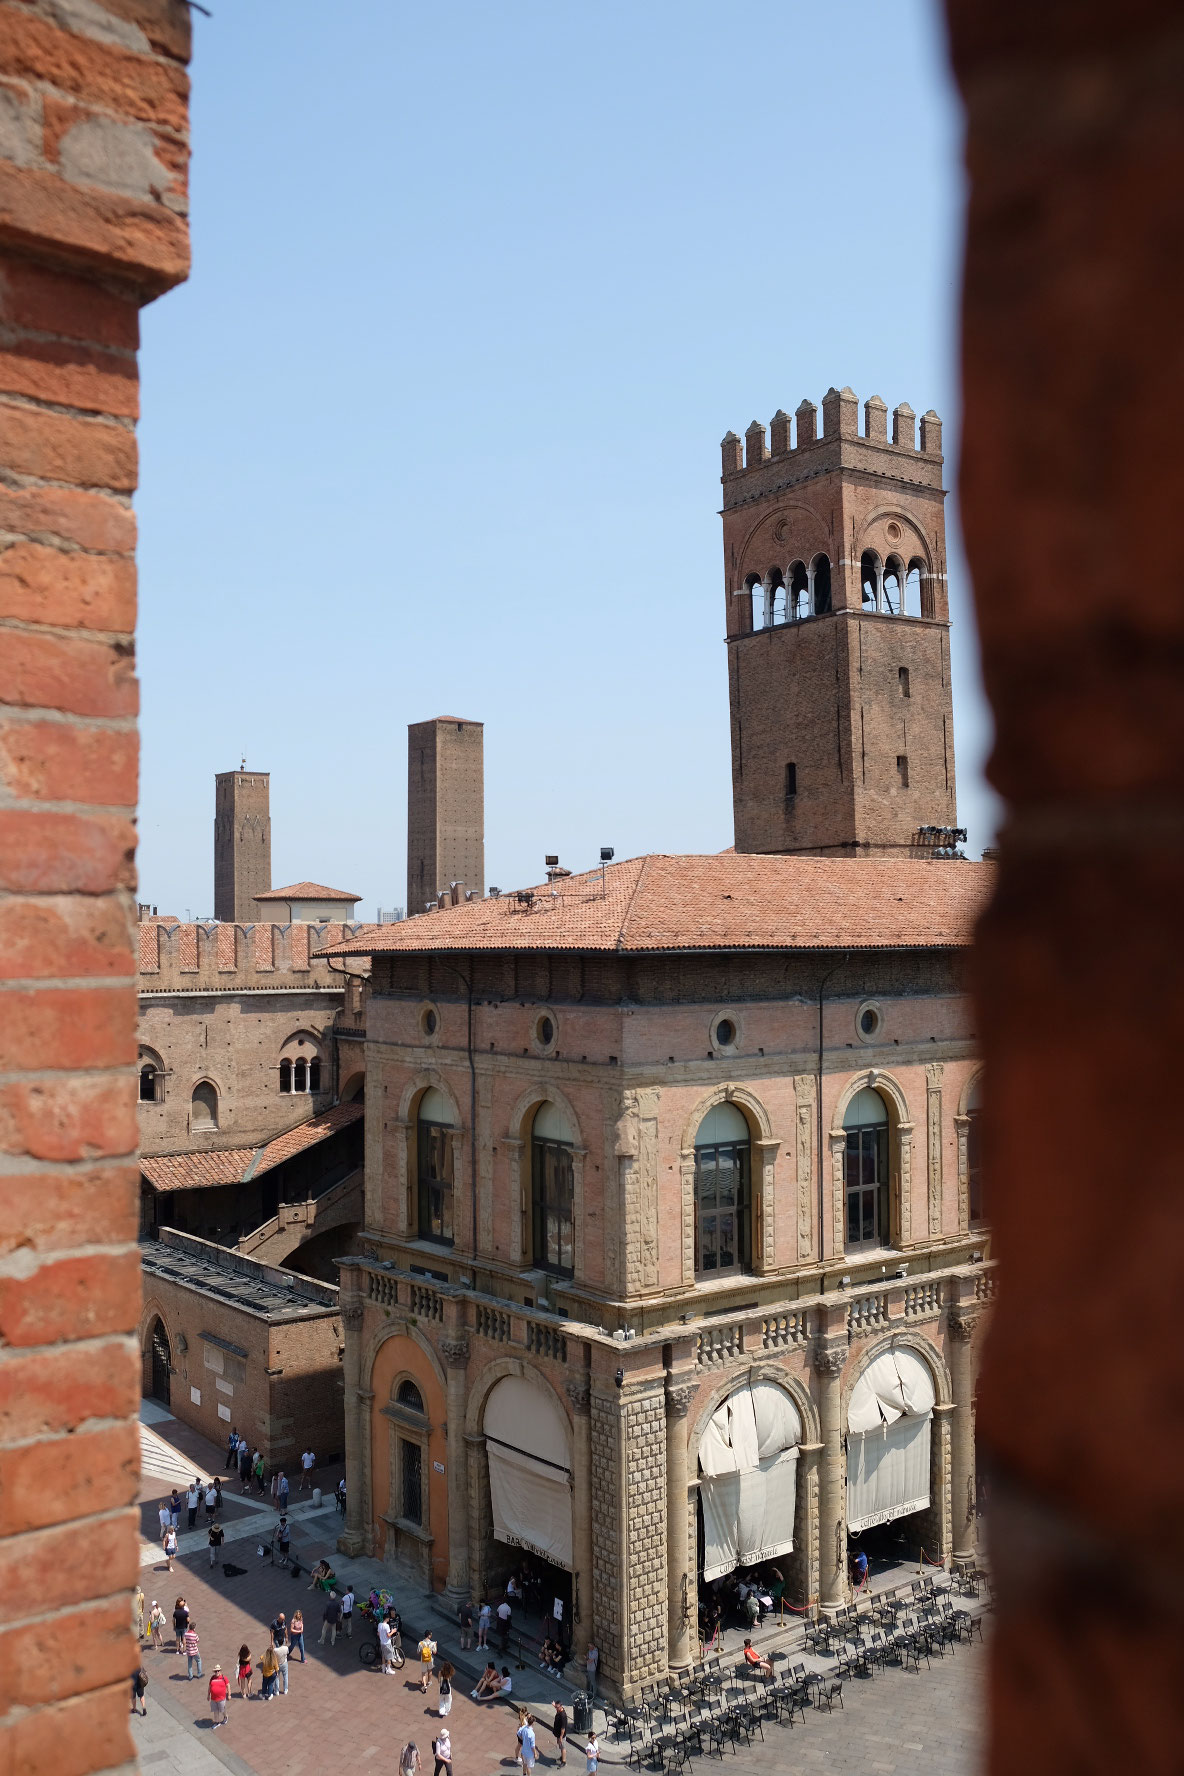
[484,1376,573,1571]
[846,1348,936,1533]
[699,1381,802,1581]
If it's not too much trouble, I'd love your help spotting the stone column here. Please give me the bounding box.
[465,1432,489,1606]
[664,1381,695,1671]
[566,1377,593,1662]
[337,1296,366,1556]
[814,1339,848,1612]
[948,1307,980,1560]
[442,1337,470,1596]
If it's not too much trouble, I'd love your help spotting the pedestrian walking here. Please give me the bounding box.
[552,1701,568,1766]
[183,1623,202,1680]
[585,1731,600,1774]
[131,1665,148,1716]
[186,1481,199,1530]
[437,1661,454,1716]
[432,1727,452,1776]
[516,1711,537,1775]
[300,1449,316,1491]
[399,1744,421,1776]
[277,1470,290,1512]
[208,1665,230,1728]
[169,1490,182,1529]
[496,1597,512,1651]
[171,1598,188,1653]
[340,1585,355,1637]
[134,1586,146,1643]
[149,1601,166,1650]
[236,1644,253,1699]
[271,1614,290,1694]
[208,1520,224,1568]
[458,1598,473,1650]
[227,1427,238,1465]
[253,1450,266,1495]
[259,1644,279,1700]
[289,1608,306,1662]
[275,1515,291,1568]
[378,1614,395,1674]
[204,1480,218,1519]
[585,1642,599,1699]
[335,1477,347,1515]
[163,1525,177,1572]
[238,1443,251,1492]
[417,1630,437,1692]
[320,1591,343,1646]
[157,1500,171,1541]
[477,1597,491,1648]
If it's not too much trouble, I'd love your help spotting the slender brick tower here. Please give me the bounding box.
[214,768,271,921]
[406,718,485,914]
[721,388,958,856]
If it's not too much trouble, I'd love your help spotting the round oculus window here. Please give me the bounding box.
[537,1015,555,1047]
[856,1002,882,1040]
[421,1006,438,1037]
[714,1018,736,1049]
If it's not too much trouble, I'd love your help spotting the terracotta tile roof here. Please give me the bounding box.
[246,1101,364,1178]
[254,882,361,901]
[322,854,993,958]
[140,1147,255,1192]
[141,1102,364,1193]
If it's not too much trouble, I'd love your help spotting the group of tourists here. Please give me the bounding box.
[699,1562,787,1642]
[130,1581,311,1726]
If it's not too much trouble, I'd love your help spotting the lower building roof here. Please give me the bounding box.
[140,1101,364,1193]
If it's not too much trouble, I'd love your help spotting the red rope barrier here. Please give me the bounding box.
[781,1598,817,1613]
[918,1548,946,1568]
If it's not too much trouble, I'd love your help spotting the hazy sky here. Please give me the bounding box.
[136,0,1000,920]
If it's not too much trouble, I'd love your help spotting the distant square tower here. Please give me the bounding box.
[407,718,485,913]
[720,388,957,856]
[214,769,271,922]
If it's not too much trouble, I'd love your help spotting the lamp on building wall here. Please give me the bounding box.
[614,1368,624,1389]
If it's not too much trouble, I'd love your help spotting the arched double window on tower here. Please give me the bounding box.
[882,555,905,615]
[860,550,883,610]
[844,1087,891,1252]
[531,1101,574,1277]
[789,560,809,620]
[279,1039,322,1094]
[694,1102,752,1278]
[810,552,832,614]
[417,1087,456,1245]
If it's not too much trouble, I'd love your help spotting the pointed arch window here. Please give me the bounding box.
[531,1100,574,1277]
[844,1087,890,1251]
[694,1101,751,1278]
[417,1087,456,1245]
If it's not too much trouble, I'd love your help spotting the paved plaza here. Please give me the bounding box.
[133,1409,987,1776]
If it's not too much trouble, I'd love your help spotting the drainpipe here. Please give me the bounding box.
[437,958,478,1272]
[817,953,849,1270]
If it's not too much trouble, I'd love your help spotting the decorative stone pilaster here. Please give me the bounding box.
[948,1307,980,1559]
[664,1381,695,1670]
[896,1120,915,1245]
[678,1148,696,1286]
[793,1075,816,1261]
[504,1137,524,1265]
[752,1138,781,1273]
[355,1386,375,1556]
[813,1340,848,1611]
[465,1431,490,1607]
[590,1379,668,1700]
[827,1130,846,1260]
[954,1115,971,1232]
[566,1376,593,1661]
[441,1337,470,1596]
[389,1116,412,1237]
[788,1443,822,1613]
[926,1063,944,1237]
[336,1298,366,1556]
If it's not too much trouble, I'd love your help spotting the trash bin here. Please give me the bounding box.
[312,1486,322,1508]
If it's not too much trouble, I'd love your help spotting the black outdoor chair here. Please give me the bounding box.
[819,1677,845,1712]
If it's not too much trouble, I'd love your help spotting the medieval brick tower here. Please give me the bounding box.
[406,717,485,914]
[214,768,271,921]
[721,387,958,856]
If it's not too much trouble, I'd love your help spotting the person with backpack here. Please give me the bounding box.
[399,1744,421,1776]
[207,1665,230,1728]
[436,1661,454,1716]
[432,1727,452,1776]
[417,1630,437,1692]
[130,1665,148,1717]
[516,1711,537,1775]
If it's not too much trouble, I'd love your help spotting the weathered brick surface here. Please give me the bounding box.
[0,2,189,1768]
[945,1,1184,1771]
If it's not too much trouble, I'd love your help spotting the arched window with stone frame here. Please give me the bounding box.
[693,1101,752,1278]
[530,1100,575,1278]
[416,1086,457,1246]
[843,1086,891,1253]
[139,1047,165,1104]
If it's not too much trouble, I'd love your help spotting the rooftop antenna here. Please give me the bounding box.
[599,846,614,897]
[241,755,246,770]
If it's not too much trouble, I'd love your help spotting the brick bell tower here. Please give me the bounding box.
[720,387,958,856]
[214,767,271,921]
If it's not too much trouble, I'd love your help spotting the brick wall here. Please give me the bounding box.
[944,1,1184,1769]
[0,2,190,1768]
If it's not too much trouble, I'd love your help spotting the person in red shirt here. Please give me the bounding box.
[207,1665,230,1728]
[742,1638,773,1677]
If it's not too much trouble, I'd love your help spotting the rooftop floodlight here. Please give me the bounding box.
[545,854,559,867]
[600,846,614,862]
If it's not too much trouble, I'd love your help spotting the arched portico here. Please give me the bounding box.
[842,1333,953,1575]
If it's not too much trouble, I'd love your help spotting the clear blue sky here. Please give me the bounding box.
[136,0,1000,919]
